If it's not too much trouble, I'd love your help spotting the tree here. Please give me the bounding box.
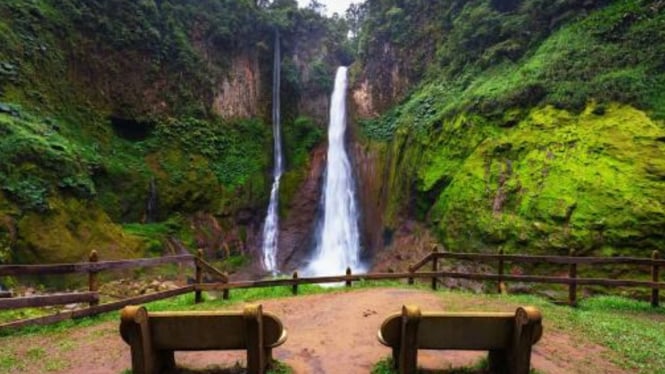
[307,0,327,15]
[345,2,368,38]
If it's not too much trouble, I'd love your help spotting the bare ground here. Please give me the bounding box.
[3,288,629,374]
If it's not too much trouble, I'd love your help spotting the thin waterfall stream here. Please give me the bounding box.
[261,32,282,273]
[307,67,365,277]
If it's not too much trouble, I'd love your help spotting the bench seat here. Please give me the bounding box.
[120,304,286,374]
[378,305,542,374]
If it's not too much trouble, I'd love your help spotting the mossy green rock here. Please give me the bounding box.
[419,104,664,255]
[16,196,143,263]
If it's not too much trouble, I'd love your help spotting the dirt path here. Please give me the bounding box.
[5,288,627,373]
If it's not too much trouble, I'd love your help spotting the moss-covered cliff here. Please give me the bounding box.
[0,0,349,264]
[352,0,665,256]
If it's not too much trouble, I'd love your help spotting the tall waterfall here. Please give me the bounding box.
[261,32,282,273]
[307,67,365,276]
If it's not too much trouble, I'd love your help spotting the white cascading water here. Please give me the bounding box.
[307,67,365,276]
[261,32,282,273]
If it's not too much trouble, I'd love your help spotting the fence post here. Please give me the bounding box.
[431,245,439,291]
[292,271,299,296]
[568,249,577,307]
[346,267,352,288]
[652,250,660,308]
[223,271,230,300]
[88,250,99,307]
[497,249,505,294]
[408,265,414,285]
[195,249,203,304]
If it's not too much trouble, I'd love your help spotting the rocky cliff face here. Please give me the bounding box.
[350,0,665,257]
[0,1,348,265]
[212,52,262,119]
[352,43,415,119]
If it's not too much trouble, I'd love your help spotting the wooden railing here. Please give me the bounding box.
[1,247,662,330]
[0,250,201,330]
[408,247,664,307]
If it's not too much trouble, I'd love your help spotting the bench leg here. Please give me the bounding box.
[245,305,266,374]
[392,347,399,369]
[264,348,273,370]
[488,350,509,374]
[122,307,158,374]
[508,342,534,374]
[156,350,175,372]
[399,305,421,374]
[508,307,540,374]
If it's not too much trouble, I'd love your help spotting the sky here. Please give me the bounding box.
[296,0,356,16]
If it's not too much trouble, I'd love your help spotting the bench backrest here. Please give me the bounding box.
[121,304,286,374]
[379,307,542,350]
[146,312,285,350]
[120,305,286,350]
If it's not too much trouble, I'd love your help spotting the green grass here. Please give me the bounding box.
[371,357,396,374]
[0,281,347,338]
[368,287,665,373]
[371,357,543,374]
[2,284,665,372]
[119,359,293,374]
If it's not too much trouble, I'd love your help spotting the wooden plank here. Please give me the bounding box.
[0,292,98,310]
[497,249,505,294]
[400,305,421,374]
[432,252,665,266]
[88,250,99,307]
[409,253,433,273]
[0,286,194,331]
[196,272,421,291]
[79,255,195,272]
[569,250,578,307]
[195,250,203,304]
[0,263,81,276]
[0,310,75,330]
[196,271,665,291]
[244,304,265,374]
[432,246,439,291]
[652,250,660,308]
[0,255,195,276]
[196,258,230,283]
[71,286,195,318]
[434,271,665,289]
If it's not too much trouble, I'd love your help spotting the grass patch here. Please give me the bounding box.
[139,359,293,374]
[372,357,540,374]
[2,285,665,372]
[0,348,19,372]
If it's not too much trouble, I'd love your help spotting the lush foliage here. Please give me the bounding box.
[0,0,346,263]
[359,0,665,141]
[355,0,665,256]
[2,286,664,372]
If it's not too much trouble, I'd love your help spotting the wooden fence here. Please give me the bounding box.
[407,247,663,307]
[0,250,202,330]
[1,247,662,330]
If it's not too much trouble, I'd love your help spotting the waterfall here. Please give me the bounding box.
[307,67,365,277]
[261,31,282,273]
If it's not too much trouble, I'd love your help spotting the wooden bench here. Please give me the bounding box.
[120,304,287,374]
[378,305,542,374]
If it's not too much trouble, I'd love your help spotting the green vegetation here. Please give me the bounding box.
[0,0,348,265]
[372,357,502,374]
[0,283,340,338]
[1,286,664,372]
[358,0,665,124]
[354,0,665,256]
[372,357,544,374]
[129,360,293,374]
